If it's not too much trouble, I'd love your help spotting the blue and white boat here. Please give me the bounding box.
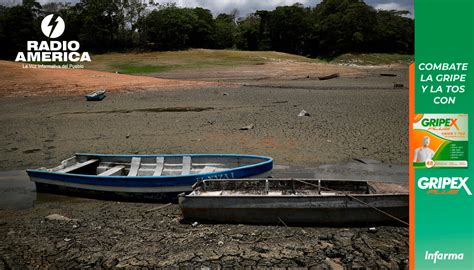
[85,89,106,101]
[26,153,273,201]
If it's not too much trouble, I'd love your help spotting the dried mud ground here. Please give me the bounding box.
[0,200,408,269]
[0,68,408,170]
[0,62,409,269]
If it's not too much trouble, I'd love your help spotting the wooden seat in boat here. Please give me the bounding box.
[58,159,99,173]
[182,156,191,175]
[128,157,141,176]
[99,165,125,176]
[153,157,165,176]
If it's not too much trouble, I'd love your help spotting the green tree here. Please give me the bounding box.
[79,0,124,52]
[0,3,41,59]
[236,14,260,50]
[188,7,215,48]
[213,13,237,49]
[0,0,414,59]
[57,4,84,43]
[137,6,197,50]
[314,0,377,56]
[266,4,312,54]
[41,2,69,14]
[373,10,414,54]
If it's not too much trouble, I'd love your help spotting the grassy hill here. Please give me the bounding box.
[84,49,412,75]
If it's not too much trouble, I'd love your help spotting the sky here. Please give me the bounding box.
[1,0,414,17]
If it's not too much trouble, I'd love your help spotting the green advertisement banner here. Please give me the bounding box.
[414,0,474,269]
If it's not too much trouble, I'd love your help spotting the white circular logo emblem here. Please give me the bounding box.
[41,14,65,39]
[425,159,435,168]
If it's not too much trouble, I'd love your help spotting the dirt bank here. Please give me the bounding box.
[0,61,216,97]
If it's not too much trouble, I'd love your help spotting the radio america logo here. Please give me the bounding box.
[41,14,65,38]
[15,14,91,63]
[418,177,471,195]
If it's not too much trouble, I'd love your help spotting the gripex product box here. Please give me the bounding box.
[412,113,468,168]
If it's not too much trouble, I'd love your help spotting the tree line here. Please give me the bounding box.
[0,0,413,60]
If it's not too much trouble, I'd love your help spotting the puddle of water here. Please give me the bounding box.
[0,170,36,209]
[0,170,80,210]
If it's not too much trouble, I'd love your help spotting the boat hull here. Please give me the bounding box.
[179,194,408,225]
[34,181,183,202]
[27,154,273,201]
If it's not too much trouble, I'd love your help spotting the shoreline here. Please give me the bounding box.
[0,61,409,268]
